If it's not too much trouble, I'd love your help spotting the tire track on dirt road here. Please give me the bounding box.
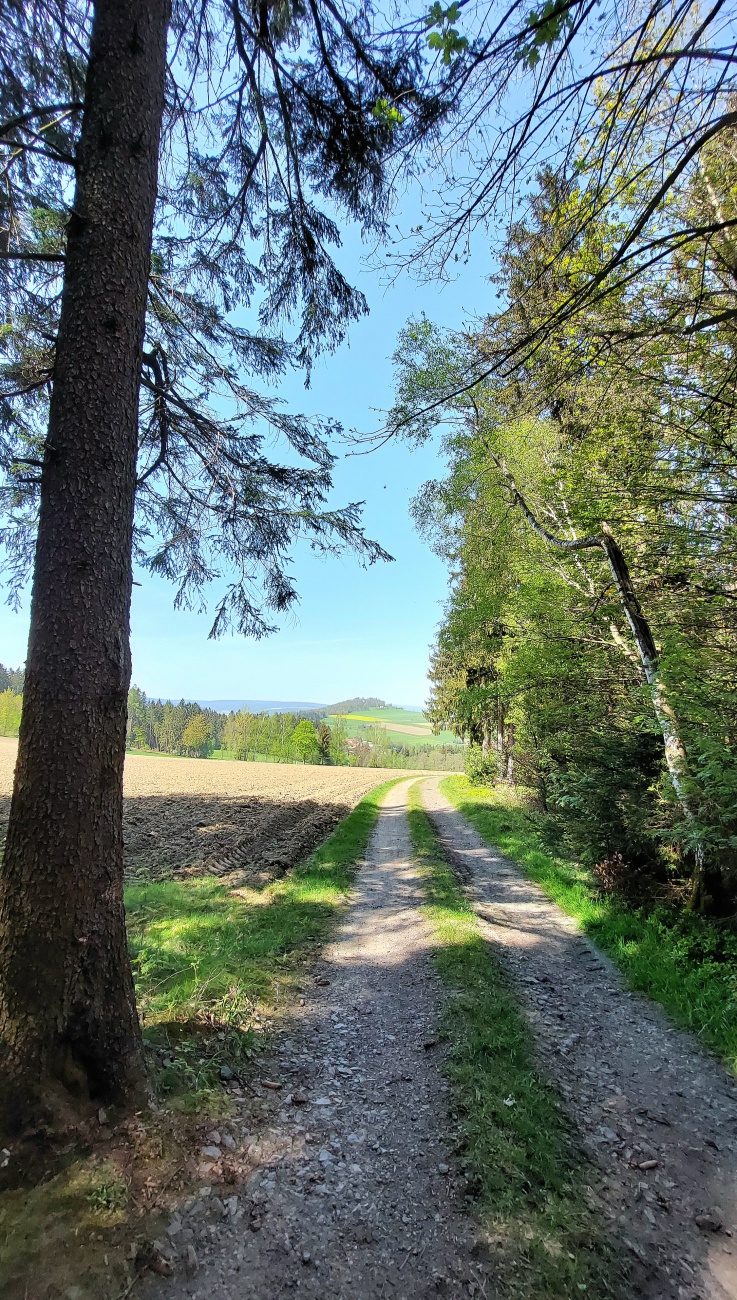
[422,776,737,1300]
[143,778,490,1300]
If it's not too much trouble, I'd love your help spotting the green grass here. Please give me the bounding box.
[349,706,429,725]
[125,778,400,1103]
[326,709,460,749]
[441,775,737,1074]
[406,783,623,1298]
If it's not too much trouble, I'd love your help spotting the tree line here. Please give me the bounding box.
[0,664,24,738]
[126,688,461,770]
[392,149,737,915]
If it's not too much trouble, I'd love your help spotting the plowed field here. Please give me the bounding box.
[0,739,404,884]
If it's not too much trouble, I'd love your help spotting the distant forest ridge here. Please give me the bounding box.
[159,696,425,715]
[172,698,326,715]
[126,688,459,771]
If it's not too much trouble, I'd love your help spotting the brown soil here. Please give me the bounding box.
[0,740,408,885]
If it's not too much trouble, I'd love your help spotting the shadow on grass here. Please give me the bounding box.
[0,780,401,1298]
[441,776,737,1073]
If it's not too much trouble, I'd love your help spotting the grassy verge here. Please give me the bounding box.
[1,780,398,1298]
[126,777,401,1105]
[406,782,623,1299]
[441,775,737,1074]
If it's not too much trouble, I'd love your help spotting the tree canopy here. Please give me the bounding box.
[392,157,737,910]
[0,0,450,633]
[387,0,737,408]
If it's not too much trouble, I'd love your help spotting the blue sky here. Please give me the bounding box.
[0,208,495,709]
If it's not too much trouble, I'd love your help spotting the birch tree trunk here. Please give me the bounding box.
[498,456,726,910]
[598,526,725,911]
[0,0,171,1134]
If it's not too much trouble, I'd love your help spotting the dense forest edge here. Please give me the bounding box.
[393,158,737,918]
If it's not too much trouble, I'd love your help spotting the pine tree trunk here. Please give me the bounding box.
[0,0,171,1134]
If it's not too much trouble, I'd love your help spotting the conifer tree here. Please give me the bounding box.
[0,0,443,1133]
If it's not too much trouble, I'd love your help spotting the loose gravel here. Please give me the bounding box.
[143,778,490,1300]
[135,771,737,1299]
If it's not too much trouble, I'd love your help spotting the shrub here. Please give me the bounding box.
[466,744,498,786]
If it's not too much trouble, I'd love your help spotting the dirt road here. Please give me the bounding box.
[423,777,737,1300]
[143,776,737,1300]
[143,779,488,1299]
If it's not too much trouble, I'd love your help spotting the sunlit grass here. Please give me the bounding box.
[125,778,400,1102]
[441,775,737,1073]
[407,782,623,1299]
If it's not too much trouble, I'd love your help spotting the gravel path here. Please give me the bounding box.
[422,777,737,1300]
[143,778,490,1300]
[141,773,737,1300]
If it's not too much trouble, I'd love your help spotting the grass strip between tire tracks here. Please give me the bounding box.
[407,781,624,1300]
[440,775,737,1075]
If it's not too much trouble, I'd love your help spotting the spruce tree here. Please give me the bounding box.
[0,0,443,1133]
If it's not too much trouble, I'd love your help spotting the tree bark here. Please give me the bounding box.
[0,0,171,1134]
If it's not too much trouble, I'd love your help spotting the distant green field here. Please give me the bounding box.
[326,707,460,749]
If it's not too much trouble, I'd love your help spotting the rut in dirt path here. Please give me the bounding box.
[143,778,491,1300]
[422,777,737,1300]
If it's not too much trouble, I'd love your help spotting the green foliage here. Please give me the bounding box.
[85,1167,128,1214]
[425,3,468,64]
[291,718,318,763]
[180,712,211,757]
[0,688,22,737]
[442,777,737,1073]
[392,162,737,905]
[127,688,227,755]
[0,2,445,630]
[547,728,665,877]
[516,0,576,68]
[372,98,403,127]
[407,783,623,1298]
[0,663,24,694]
[465,744,498,786]
[316,721,332,763]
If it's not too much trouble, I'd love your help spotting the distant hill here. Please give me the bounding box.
[326,697,426,714]
[326,696,388,713]
[172,698,326,715]
[152,695,426,715]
